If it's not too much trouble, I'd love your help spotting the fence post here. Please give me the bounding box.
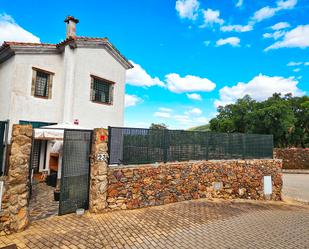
[163,129,169,163]
[242,134,246,159]
[107,126,111,165]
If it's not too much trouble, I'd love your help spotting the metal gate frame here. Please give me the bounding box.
[0,120,9,176]
[59,129,92,215]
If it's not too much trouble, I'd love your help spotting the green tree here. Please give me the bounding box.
[149,123,168,130]
[209,93,308,148]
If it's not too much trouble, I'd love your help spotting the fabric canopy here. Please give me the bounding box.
[34,122,89,140]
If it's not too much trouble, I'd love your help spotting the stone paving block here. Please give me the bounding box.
[0,199,309,249]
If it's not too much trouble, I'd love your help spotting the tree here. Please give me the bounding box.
[149,123,168,130]
[209,93,309,148]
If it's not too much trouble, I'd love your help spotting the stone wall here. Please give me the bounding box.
[274,148,309,170]
[89,128,109,213]
[0,125,32,234]
[107,159,282,210]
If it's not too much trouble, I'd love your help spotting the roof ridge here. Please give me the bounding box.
[2,41,56,47]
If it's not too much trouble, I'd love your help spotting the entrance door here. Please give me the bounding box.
[59,129,92,215]
[0,121,8,175]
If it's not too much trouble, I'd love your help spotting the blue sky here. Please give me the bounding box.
[1,0,308,129]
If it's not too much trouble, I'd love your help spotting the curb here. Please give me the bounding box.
[282,196,309,205]
[282,169,309,174]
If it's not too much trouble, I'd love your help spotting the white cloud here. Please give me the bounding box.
[293,68,301,72]
[188,108,202,115]
[252,0,297,22]
[216,37,240,47]
[126,61,165,87]
[287,61,303,66]
[186,93,202,100]
[0,13,40,45]
[305,62,309,66]
[200,9,224,27]
[175,0,200,20]
[277,0,297,9]
[165,73,216,93]
[125,94,142,107]
[252,6,277,22]
[220,24,253,32]
[265,25,309,51]
[154,112,171,118]
[263,30,285,40]
[236,0,243,8]
[271,22,290,30]
[158,107,173,112]
[215,74,304,107]
[204,40,211,46]
[153,107,209,129]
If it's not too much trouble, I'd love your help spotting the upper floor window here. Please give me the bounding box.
[90,75,114,105]
[31,67,53,99]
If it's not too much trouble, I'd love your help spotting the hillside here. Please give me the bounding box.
[188,124,210,132]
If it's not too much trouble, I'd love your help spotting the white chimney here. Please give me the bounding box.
[64,16,79,39]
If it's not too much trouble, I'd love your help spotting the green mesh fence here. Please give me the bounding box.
[108,127,273,165]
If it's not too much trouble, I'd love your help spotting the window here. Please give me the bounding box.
[90,75,114,104]
[31,67,53,98]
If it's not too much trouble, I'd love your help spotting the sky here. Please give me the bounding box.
[0,0,308,129]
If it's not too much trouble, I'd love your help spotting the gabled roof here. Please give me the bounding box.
[0,37,133,69]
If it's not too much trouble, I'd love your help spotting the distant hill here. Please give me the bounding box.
[188,124,210,132]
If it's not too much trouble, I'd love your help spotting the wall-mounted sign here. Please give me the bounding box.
[263,176,272,195]
[0,181,3,211]
[97,153,108,162]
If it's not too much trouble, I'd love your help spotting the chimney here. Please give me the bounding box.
[64,16,79,39]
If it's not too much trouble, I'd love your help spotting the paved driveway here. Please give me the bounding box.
[283,174,309,203]
[1,199,309,249]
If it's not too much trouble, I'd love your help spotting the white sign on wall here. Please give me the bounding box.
[263,176,272,195]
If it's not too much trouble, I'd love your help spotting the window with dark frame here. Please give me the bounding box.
[32,68,53,99]
[35,71,49,97]
[90,76,114,104]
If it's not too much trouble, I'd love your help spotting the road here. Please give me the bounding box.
[283,173,309,203]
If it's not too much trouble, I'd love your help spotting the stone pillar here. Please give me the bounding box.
[89,128,109,213]
[0,125,32,234]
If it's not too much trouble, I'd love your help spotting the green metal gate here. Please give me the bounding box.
[59,129,92,215]
[0,121,8,175]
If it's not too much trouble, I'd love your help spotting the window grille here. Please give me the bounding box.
[35,71,49,97]
[91,76,113,104]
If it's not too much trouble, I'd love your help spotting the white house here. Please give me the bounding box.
[0,16,133,136]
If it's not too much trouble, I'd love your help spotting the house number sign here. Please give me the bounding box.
[97,153,108,162]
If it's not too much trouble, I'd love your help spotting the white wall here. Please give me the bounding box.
[9,53,65,126]
[0,44,127,138]
[72,48,126,128]
[0,57,15,120]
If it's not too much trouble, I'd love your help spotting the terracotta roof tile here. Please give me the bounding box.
[2,41,56,47]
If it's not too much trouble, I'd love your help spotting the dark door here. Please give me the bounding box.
[0,121,8,175]
[59,129,92,215]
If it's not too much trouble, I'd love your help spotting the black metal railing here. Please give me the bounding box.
[108,127,273,165]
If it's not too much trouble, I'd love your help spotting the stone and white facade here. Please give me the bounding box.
[0,16,133,138]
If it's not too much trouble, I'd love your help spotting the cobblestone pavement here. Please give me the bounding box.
[29,182,59,221]
[283,173,309,203]
[1,199,309,249]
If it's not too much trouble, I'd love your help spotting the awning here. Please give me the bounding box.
[34,122,89,140]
